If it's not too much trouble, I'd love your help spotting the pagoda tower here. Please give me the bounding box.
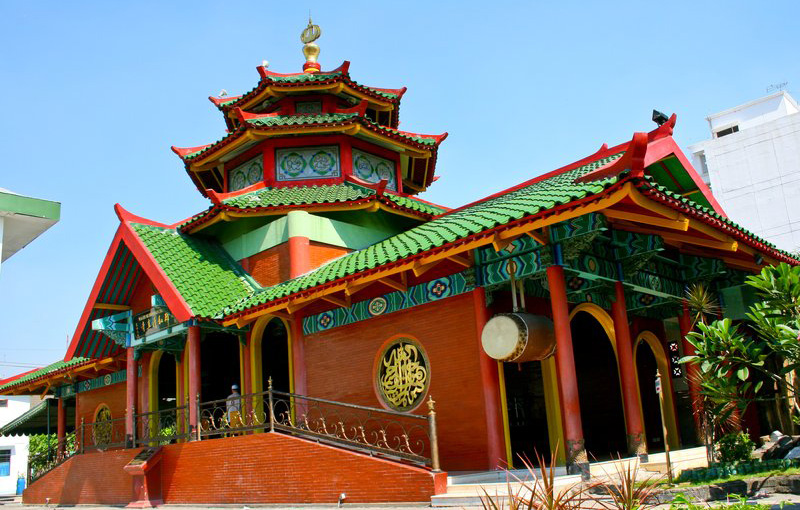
[170,20,448,284]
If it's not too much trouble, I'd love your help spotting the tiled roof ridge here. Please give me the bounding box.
[218,164,628,319]
[172,111,443,165]
[208,61,404,112]
[177,182,446,232]
[633,177,799,264]
[0,357,92,393]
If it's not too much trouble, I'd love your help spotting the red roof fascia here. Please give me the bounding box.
[256,61,351,79]
[171,144,214,158]
[0,367,41,387]
[575,132,648,183]
[65,227,126,360]
[114,205,194,323]
[208,95,243,107]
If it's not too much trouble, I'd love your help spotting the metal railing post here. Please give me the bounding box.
[427,396,441,472]
[80,418,85,454]
[268,377,275,432]
[131,406,137,448]
[195,393,201,441]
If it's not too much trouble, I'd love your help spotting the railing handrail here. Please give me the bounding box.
[200,389,427,421]
[134,404,188,419]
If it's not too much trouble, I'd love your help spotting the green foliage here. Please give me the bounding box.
[28,433,75,473]
[670,493,769,510]
[715,432,754,463]
[681,263,800,427]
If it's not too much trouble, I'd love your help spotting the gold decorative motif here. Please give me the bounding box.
[93,406,113,446]
[378,340,429,411]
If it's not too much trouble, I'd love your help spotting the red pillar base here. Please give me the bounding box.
[124,448,163,508]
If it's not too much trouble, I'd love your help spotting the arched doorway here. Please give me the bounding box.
[251,317,292,394]
[634,332,679,450]
[148,350,178,412]
[200,332,242,402]
[570,307,627,460]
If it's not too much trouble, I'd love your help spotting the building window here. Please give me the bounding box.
[715,125,739,138]
[295,101,322,114]
[352,149,397,191]
[228,156,263,192]
[275,146,340,181]
[0,450,10,477]
[0,400,7,408]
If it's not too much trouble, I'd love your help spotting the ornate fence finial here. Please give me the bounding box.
[427,395,436,414]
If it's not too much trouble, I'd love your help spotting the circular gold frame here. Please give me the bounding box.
[374,337,430,412]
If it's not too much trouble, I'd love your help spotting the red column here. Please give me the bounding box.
[126,346,137,446]
[612,282,646,457]
[287,211,311,279]
[679,302,703,440]
[290,314,307,396]
[188,325,202,437]
[546,265,587,472]
[57,398,66,458]
[472,288,505,469]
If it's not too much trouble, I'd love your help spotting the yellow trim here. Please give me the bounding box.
[604,209,689,231]
[634,332,680,449]
[496,361,513,468]
[542,356,565,465]
[249,315,294,395]
[148,350,164,415]
[568,303,617,354]
[93,303,132,311]
[223,184,634,326]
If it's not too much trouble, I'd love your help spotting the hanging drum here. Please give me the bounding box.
[481,313,556,362]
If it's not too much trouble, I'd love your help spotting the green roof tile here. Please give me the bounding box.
[218,154,626,316]
[131,224,256,317]
[245,112,358,128]
[0,358,90,393]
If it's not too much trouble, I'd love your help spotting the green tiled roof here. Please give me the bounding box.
[131,224,256,317]
[219,154,625,316]
[0,358,90,392]
[181,114,439,162]
[181,184,447,230]
[635,177,781,251]
[224,183,445,215]
[245,112,358,127]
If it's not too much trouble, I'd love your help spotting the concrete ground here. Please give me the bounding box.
[1,494,800,510]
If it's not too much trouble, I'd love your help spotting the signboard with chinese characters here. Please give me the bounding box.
[134,307,178,339]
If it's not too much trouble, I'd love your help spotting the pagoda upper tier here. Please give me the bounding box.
[172,61,447,197]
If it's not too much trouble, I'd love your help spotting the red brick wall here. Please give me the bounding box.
[304,292,489,471]
[76,382,126,426]
[161,433,444,504]
[24,434,444,505]
[23,448,141,505]
[243,243,290,287]
[308,240,350,268]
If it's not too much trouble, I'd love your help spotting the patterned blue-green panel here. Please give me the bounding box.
[57,369,127,397]
[680,254,726,281]
[627,259,684,298]
[549,213,607,243]
[303,269,476,335]
[475,235,542,265]
[612,230,663,259]
[478,249,549,287]
[566,253,618,281]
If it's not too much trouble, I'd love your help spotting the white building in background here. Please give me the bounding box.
[0,397,37,494]
[689,91,800,252]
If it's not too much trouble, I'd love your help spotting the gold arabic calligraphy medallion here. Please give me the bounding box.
[378,339,429,411]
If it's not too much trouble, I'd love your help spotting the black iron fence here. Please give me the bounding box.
[196,380,440,470]
[28,384,440,485]
[134,405,191,446]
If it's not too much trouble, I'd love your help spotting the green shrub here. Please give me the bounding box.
[716,432,754,463]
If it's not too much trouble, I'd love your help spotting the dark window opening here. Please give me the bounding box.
[0,450,10,477]
[503,361,551,466]
[200,332,241,403]
[571,311,627,460]
[636,342,665,453]
[716,125,739,138]
[157,353,178,410]
[261,318,290,393]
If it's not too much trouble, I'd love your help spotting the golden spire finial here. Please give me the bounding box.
[301,16,322,74]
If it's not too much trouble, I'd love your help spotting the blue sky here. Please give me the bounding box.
[0,1,798,376]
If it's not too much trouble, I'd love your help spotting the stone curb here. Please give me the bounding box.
[651,474,800,504]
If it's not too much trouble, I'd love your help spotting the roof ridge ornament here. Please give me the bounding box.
[301,17,322,74]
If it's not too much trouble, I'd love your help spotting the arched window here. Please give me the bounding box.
[92,405,113,446]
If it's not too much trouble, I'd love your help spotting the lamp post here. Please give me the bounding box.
[656,370,673,483]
